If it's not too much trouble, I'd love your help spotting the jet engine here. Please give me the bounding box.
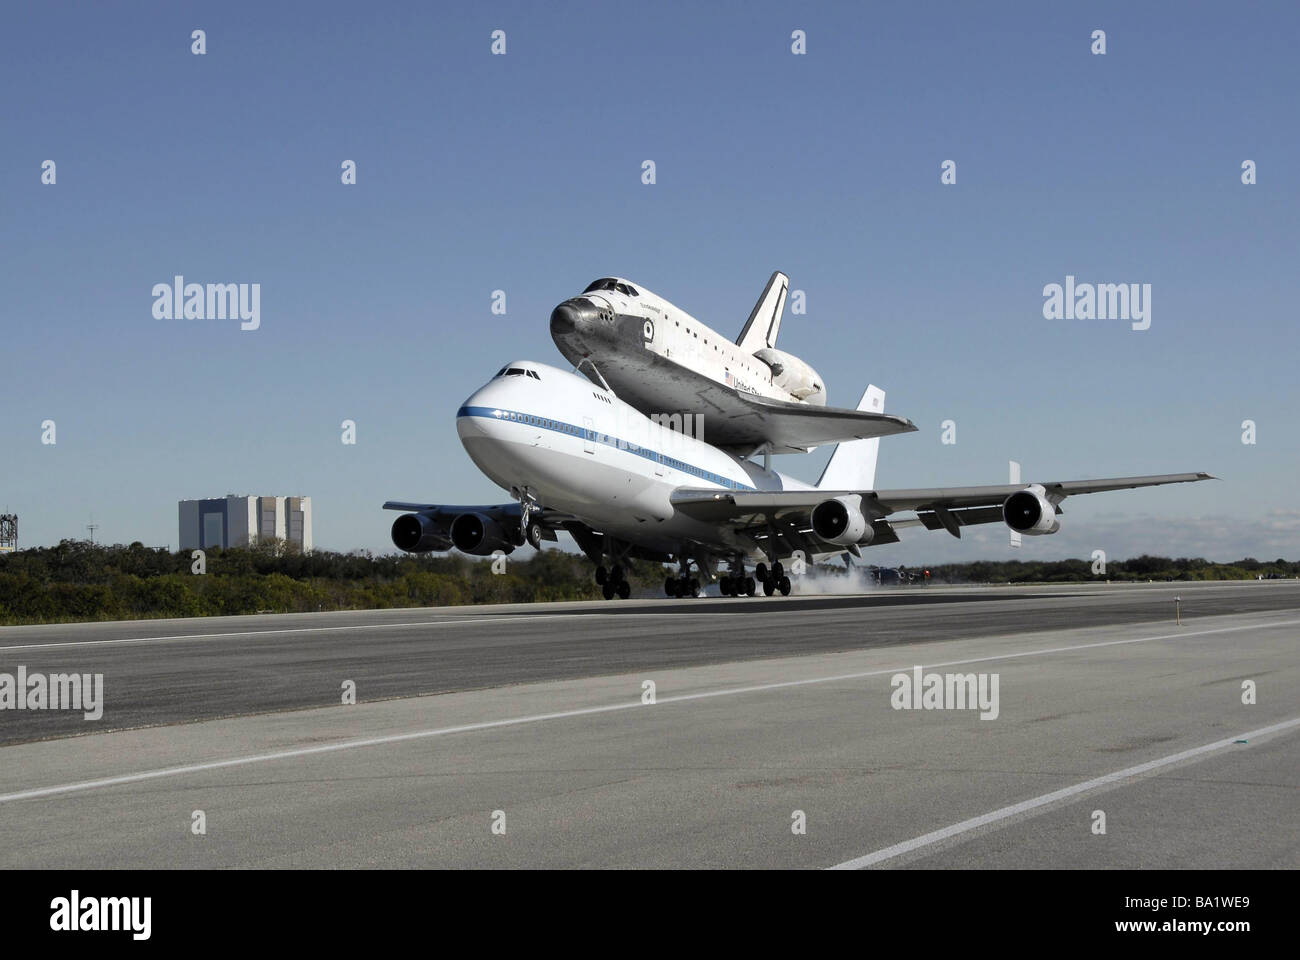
[449,512,516,556]
[752,348,827,405]
[390,514,453,553]
[1002,485,1061,535]
[811,495,874,546]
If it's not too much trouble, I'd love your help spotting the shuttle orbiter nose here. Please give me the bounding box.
[549,297,605,337]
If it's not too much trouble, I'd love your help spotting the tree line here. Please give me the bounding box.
[0,540,1292,625]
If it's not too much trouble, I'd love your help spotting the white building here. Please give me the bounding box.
[178,496,312,552]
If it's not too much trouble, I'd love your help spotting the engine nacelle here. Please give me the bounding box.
[811,495,874,546]
[449,512,516,556]
[1002,485,1061,535]
[390,514,453,553]
[753,348,827,405]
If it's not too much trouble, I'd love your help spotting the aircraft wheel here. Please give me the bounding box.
[772,562,784,581]
[763,578,776,596]
[595,565,607,585]
[755,562,768,583]
[602,581,616,600]
[664,577,677,597]
[744,576,756,597]
[616,579,631,600]
[689,578,701,597]
[610,564,624,584]
[777,576,792,596]
[526,521,544,550]
[720,579,733,597]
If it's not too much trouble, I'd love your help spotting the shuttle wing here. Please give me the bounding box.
[572,311,914,451]
[725,391,917,452]
[598,355,916,452]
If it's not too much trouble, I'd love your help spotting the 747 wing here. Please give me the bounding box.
[669,472,1215,555]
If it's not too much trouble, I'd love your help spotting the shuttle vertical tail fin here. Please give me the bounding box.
[816,385,886,490]
[736,271,789,351]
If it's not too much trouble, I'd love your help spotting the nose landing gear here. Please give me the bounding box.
[518,492,544,549]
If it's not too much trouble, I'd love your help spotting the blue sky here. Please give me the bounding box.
[2,1,1297,564]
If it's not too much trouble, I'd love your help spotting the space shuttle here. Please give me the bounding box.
[549,272,915,454]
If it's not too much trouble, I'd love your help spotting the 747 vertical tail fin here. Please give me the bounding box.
[816,385,886,490]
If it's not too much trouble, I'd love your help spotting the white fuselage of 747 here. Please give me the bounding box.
[458,359,815,560]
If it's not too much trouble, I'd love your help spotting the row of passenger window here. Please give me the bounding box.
[505,411,576,434]
[499,409,745,490]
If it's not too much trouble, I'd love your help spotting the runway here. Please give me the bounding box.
[0,580,1296,868]
[0,580,1295,744]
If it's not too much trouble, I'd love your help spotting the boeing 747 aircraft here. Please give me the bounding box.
[385,360,1213,600]
[550,273,906,453]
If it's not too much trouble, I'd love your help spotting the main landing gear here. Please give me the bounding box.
[718,556,757,597]
[754,561,792,597]
[595,563,631,600]
[663,554,792,599]
[664,574,701,598]
[718,574,756,597]
[663,555,701,598]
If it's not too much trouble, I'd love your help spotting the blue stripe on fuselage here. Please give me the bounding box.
[456,405,756,491]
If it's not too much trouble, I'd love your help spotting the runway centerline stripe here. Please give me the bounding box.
[827,716,1300,870]
[0,615,1295,805]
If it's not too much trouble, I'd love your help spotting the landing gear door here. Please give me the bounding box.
[583,417,595,454]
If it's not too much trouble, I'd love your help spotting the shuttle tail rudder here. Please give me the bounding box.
[736,271,789,351]
[816,385,885,491]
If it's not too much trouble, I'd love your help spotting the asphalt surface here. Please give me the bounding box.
[0,581,1295,744]
[0,581,1296,869]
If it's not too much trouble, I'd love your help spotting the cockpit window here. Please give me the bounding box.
[528,370,540,379]
[496,366,508,377]
[505,367,527,377]
[583,277,636,296]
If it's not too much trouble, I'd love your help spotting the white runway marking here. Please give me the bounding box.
[827,716,1300,870]
[0,611,745,652]
[0,617,552,651]
[0,616,1295,805]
